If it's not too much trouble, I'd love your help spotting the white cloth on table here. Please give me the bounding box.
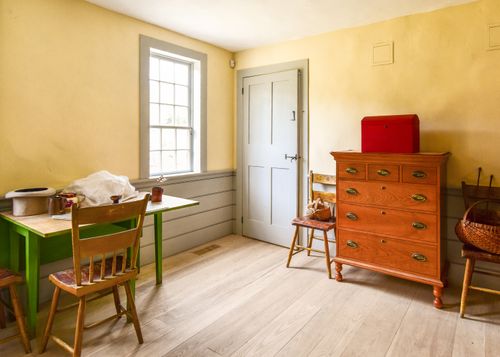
[63,170,139,207]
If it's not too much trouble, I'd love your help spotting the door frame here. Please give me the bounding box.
[235,59,309,237]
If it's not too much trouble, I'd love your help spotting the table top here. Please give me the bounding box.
[0,195,198,237]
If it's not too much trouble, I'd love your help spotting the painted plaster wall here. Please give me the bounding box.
[0,0,234,193]
[235,0,500,188]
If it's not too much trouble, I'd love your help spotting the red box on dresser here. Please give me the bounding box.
[361,114,419,153]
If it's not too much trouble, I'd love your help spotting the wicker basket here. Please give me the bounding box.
[307,198,332,221]
[455,200,500,254]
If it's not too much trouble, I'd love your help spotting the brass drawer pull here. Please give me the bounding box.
[377,169,390,176]
[411,253,427,262]
[346,240,358,249]
[346,212,358,221]
[411,193,427,202]
[346,167,358,174]
[346,188,358,195]
[412,170,427,178]
[412,221,427,230]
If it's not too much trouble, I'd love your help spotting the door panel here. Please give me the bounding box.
[242,69,299,246]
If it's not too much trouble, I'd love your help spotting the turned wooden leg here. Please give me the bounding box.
[433,286,443,309]
[40,286,60,353]
[307,229,315,256]
[460,257,475,317]
[286,226,300,268]
[9,285,31,354]
[335,262,343,282]
[322,231,332,279]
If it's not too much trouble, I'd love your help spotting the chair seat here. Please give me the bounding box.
[292,215,336,231]
[49,256,136,297]
[0,268,23,288]
[462,244,500,263]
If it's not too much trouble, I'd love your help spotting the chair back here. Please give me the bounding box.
[309,170,336,204]
[70,195,149,286]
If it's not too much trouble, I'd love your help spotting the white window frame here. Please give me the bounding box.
[139,35,207,178]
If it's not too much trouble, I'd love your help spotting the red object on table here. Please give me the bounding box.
[361,114,420,153]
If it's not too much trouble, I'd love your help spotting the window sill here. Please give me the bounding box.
[132,169,234,190]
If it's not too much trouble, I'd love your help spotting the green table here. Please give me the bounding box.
[0,195,198,337]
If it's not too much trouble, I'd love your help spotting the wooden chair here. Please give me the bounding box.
[0,268,31,353]
[286,171,336,278]
[458,178,500,318]
[40,195,149,357]
[460,245,500,317]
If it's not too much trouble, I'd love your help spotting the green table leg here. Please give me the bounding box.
[9,227,20,272]
[25,230,40,338]
[154,212,163,284]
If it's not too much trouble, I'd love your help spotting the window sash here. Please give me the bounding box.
[148,54,193,176]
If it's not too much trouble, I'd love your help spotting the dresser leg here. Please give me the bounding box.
[335,262,343,282]
[433,286,443,309]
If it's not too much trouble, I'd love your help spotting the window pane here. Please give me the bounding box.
[160,82,174,104]
[149,103,159,125]
[175,106,189,126]
[177,129,190,150]
[174,63,189,85]
[150,128,161,150]
[176,150,190,171]
[161,151,176,173]
[159,59,174,82]
[150,151,161,175]
[149,57,159,80]
[175,85,188,106]
[162,128,176,150]
[149,80,159,102]
[160,105,174,125]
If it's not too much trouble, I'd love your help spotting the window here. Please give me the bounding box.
[140,35,207,178]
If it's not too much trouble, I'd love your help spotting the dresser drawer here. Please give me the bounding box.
[338,162,366,180]
[338,203,437,243]
[337,180,437,212]
[337,230,438,278]
[367,164,400,182]
[402,165,437,185]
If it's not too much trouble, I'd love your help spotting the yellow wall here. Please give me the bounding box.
[0,0,234,193]
[235,0,500,188]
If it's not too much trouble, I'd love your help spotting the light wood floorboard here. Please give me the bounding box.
[1,234,499,357]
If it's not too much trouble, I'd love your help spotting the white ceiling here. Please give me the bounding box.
[87,0,476,52]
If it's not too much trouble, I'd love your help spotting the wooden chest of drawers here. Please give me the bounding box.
[331,151,450,308]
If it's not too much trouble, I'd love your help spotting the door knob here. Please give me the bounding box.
[284,154,300,162]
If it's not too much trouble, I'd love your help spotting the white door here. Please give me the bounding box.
[242,69,299,247]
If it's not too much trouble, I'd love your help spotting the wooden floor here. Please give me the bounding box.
[1,234,499,356]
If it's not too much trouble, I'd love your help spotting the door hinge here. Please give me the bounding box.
[241,216,244,224]
[241,87,244,95]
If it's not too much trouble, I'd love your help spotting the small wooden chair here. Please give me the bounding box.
[286,171,336,278]
[460,245,500,317]
[40,195,149,357]
[0,268,31,353]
